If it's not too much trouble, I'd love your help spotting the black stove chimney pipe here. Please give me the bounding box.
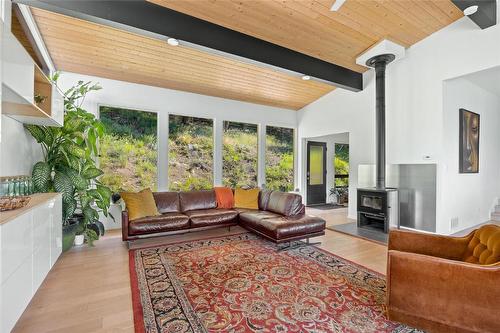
[366,54,395,189]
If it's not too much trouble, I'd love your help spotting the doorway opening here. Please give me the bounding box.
[334,143,349,207]
[304,133,350,209]
[306,141,327,205]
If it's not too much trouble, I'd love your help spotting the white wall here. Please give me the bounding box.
[297,16,500,232]
[298,71,375,219]
[304,132,349,203]
[0,0,43,178]
[442,78,500,233]
[0,116,42,176]
[57,72,298,193]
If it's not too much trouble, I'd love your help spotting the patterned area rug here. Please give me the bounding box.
[129,233,421,333]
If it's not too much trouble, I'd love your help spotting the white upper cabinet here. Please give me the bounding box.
[1,30,63,127]
[2,30,34,102]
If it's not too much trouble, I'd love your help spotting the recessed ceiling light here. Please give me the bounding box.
[463,5,478,16]
[330,0,346,12]
[302,75,311,81]
[167,38,179,46]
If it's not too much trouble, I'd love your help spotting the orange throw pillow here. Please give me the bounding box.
[214,187,234,209]
[234,188,260,210]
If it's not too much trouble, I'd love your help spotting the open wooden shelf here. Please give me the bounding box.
[34,66,53,116]
[2,82,60,126]
[1,30,63,127]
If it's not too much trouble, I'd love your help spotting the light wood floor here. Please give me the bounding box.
[306,206,354,227]
[13,208,387,333]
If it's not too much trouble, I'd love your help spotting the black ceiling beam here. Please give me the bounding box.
[452,0,497,29]
[16,0,363,91]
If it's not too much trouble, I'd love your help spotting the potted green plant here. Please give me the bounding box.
[74,231,85,246]
[329,187,338,204]
[25,74,112,251]
[63,215,80,251]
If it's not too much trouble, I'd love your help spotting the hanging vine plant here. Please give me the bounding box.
[26,73,113,246]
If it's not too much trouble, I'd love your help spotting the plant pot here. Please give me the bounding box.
[72,213,86,234]
[330,195,338,205]
[62,218,79,252]
[74,234,85,246]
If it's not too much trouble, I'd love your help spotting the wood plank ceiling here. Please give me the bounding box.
[11,8,43,68]
[31,1,462,110]
[31,7,334,110]
[149,0,463,73]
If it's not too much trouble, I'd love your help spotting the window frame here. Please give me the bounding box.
[333,143,349,188]
[97,103,160,192]
[264,125,296,192]
[167,113,215,191]
[97,104,298,192]
[222,120,260,188]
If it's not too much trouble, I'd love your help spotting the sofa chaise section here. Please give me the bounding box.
[238,191,325,243]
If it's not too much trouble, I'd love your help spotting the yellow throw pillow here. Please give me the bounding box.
[234,188,260,210]
[120,188,160,221]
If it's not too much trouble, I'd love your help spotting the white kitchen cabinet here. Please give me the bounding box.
[1,212,32,283]
[0,193,62,333]
[50,197,62,267]
[32,201,51,291]
[1,258,32,333]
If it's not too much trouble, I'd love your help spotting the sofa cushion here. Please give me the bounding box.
[267,191,304,217]
[121,188,160,221]
[185,209,238,227]
[239,210,281,225]
[214,187,234,209]
[234,207,255,214]
[234,188,260,209]
[258,189,273,211]
[253,215,326,241]
[239,210,281,239]
[179,190,217,212]
[153,191,180,213]
[128,212,189,235]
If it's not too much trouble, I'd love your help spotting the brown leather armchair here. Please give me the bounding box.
[386,225,500,333]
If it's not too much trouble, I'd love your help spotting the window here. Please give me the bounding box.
[168,115,213,191]
[334,143,349,188]
[99,106,158,192]
[265,126,294,192]
[223,121,258,187]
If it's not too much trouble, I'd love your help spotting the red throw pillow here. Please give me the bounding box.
[214,187,234,209]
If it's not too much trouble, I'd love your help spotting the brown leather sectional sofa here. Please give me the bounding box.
[122,189,326,245]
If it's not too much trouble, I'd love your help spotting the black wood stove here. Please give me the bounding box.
[357,188,399,233]
[357,53,399,234]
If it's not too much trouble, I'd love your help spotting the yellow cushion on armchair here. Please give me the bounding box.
[463,224,500,265]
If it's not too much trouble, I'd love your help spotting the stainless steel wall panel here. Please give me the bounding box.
[358,164,437,232]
